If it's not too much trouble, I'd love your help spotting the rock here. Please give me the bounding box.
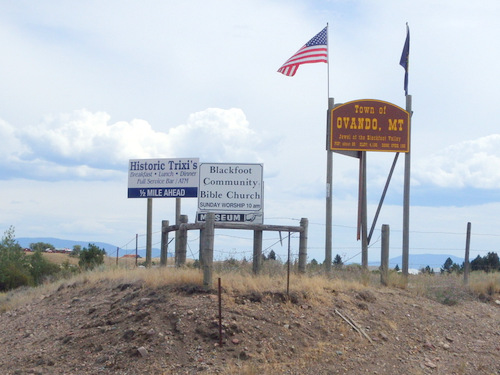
[238,350,250,360]
[424,360,437,369]
[61,335,73,344]
[122,329,136,341]
[232,338,240,345]
[137,346,148,357]
[379,332,389,341]
[95,355,108,364]
[495,300,500,306]
[424,341,435,350]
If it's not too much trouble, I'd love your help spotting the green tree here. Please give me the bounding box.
[421,265,434,275]
[470,255,485,271]
[70,244,82,258]
[333,254,343,268]
[268,250,277,261]
[485,252,500,272]
[470,252,500,272]
[29,242,55,252]
[78,243,106,270]
[450,262,461,274]
[394,264,400,272]
[441,257,454,273]
[0,226,32,291]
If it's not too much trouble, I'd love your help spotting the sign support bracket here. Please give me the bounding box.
[367,152,400,245]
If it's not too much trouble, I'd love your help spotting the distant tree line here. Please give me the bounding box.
[439,252,500,274]
[470,252,500,272]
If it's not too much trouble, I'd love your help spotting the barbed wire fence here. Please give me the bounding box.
[111,217,499,271]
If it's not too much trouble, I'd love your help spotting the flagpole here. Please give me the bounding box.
[327,23,330,100]
[401,23,411,281]
[402,95,411,280]
[325,23,333,273]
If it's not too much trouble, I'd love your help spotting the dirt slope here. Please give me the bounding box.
[0,278,498,375]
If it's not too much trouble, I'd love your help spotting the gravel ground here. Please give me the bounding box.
[0,278,499,374]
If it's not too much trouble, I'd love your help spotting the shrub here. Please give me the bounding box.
[78,243,106,270]
[0,263,33,291]
[0,226,32,291]
[29,251,61,284]
[69,245,82,258]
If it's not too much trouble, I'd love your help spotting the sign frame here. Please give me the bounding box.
[197,162,264,224]
[330,99,410,153]
[127,158,199,199]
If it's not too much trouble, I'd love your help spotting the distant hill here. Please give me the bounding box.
[16,237,170,259]
[369,253,464,270]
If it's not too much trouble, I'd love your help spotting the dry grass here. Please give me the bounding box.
[2,255,499,314]
[408,271,500,305]
[0,280,66,313]
[214,270,366,308]
[27,252,177,268]
[468,272,500,296]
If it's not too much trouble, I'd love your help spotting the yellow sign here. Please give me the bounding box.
[330,99,410,152]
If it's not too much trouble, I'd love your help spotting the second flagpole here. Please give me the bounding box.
[325,23,333,273]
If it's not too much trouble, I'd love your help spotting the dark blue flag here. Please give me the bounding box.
[400,24,410,95]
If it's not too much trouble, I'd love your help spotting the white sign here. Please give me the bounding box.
[128,158,199,198]
[197,163,263,223]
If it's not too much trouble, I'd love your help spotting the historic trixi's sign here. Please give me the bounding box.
[197,163,263,224]
[127,158,199,198]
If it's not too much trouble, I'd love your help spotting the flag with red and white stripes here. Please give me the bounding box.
[278,26,328,77]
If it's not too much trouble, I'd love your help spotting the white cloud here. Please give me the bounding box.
[414,134,500,189]
[0,107,275,181]
[0,119,28,161]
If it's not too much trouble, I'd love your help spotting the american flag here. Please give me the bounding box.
[278,26,328,77]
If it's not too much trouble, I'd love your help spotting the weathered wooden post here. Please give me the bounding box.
[381,224,390,286]
[160,220,169,267]
[203,213,215,289]
[199,227,205,268]
[146,198,153,268]
[175,215,188,267]
[135,233,138,267]
[464,222,471,285]
[298,218,308,273]
[252,229,263,275]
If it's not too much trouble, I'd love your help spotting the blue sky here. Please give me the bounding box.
[1,0,499,265]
